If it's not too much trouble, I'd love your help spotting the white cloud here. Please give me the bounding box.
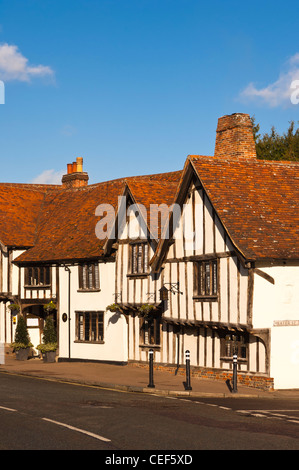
[239,53,299,107]
[30,169,63,185]
[0,43,54,82]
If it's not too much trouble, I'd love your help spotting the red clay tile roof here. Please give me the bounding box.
[0,184,58,247]
[13,171,182,264]
[4,155,299,264]
[189,155,299,260]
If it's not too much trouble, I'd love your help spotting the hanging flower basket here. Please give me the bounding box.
[138,304,156,318]
[8,303,20,313]
[43,301,56,313]
[106,303,121,312]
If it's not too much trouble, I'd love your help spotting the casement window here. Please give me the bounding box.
[78,263,100,290]
[25,266,51,287]
[140,317,161,346]
[76,311,104,343]
[221,332,248,360]
[130,242,149,275]
[195,259,218,297]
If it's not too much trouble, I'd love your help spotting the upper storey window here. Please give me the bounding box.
[130,242,149,275]
[78,263,100,291]
[25,266,51,287]
[195,259,218,298]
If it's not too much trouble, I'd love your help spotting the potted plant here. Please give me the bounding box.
[36,316,57,363]
[11,314,33,361]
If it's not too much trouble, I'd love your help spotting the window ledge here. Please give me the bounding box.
[139,344,161,349]
[193,295,218,302]
[127,273,149,279]
[77,288,101,293]
[24,285,51,289]
[74,340,105,345]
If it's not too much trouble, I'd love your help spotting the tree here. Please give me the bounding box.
[251,116,299,161]
[42,316,57,344]
[13,315,32,349]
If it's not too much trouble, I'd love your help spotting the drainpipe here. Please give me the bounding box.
[64,265,71,360]
[175,331,180,375]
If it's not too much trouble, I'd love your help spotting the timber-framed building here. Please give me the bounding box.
[0,114,298,391]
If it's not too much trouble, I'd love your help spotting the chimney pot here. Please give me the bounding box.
[62,157,89,188]
[76,157,83,172]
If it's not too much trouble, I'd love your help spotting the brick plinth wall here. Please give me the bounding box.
[130,361,274,392]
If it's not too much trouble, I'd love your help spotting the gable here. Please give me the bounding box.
[151,155,299,271]
[190,156,299,261]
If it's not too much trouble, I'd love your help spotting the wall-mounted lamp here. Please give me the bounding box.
[159,283,182,301]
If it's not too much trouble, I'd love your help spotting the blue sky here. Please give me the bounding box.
[0,0,299,184]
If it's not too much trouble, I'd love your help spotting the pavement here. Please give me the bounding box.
[1,354,299,399]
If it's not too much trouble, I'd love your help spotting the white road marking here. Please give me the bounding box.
[42,417,111,442]
[0,405,17,412]
[236,409,299,424]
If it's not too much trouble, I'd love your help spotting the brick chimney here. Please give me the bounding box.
[62,157,89,188]
[214,113,257,159]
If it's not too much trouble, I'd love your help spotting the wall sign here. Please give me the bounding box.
[273,320,299,327]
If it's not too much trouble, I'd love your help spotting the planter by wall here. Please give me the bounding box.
[42,351,56,363]
[15,348,30,361]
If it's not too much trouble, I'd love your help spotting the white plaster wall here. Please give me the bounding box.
[58,262,128,363]
[252,266,299,329]
[253,265,299,388]
[11,250,24,296]
[271,326,299,389]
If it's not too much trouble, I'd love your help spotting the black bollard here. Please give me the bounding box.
[185,350,192,391]
[148,349,155,388]
[232,353,238,393]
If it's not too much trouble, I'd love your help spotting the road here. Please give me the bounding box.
[0,371,299,452]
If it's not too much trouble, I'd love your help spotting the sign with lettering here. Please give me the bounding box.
[273,320,299,327]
